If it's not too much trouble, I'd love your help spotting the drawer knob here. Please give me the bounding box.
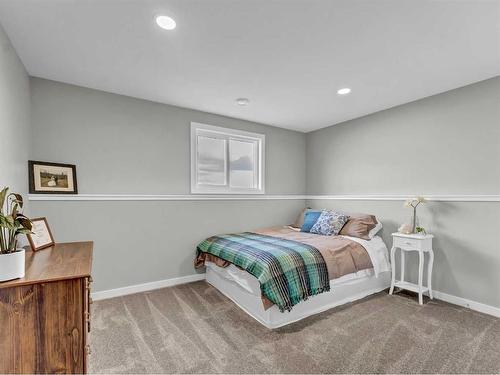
[85,310,91,332]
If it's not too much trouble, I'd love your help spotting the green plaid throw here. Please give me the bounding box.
[197,232,330,312]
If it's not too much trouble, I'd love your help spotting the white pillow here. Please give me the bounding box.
[368,221,383,239]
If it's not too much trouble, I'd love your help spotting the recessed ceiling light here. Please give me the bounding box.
[155,15,176,30]
[236,98,250,106]
[337,88,351,95]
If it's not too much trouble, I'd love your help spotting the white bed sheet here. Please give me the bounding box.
[340,234,391,276]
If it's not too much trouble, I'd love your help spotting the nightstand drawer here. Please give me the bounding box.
[394,236,421,249]
[393,236,432,250]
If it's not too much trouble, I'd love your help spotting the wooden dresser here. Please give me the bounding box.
[0,242,93,374]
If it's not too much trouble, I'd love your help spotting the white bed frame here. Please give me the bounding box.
[206,265,392,329]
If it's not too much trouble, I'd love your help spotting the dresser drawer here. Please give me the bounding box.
[393,236,432,251]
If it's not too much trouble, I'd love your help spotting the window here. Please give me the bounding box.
[191,122,265,194]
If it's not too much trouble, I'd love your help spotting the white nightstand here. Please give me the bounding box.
[389,232,434,305]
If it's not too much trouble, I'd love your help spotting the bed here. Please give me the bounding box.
[196,225,391,329]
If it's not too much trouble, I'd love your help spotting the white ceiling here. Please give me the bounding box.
[0,0,499,132]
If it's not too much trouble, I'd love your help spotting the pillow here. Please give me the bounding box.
[368,221,383,239]
[292,207,312,228]
[310,210,349,236]
[300,211,322,232]
[339,214,379,240]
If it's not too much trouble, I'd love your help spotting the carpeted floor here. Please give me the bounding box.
[89,281,500,374]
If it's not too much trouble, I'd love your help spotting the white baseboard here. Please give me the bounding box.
[433,290,500,318]
[91,273,206,301]
[91,274,500,319]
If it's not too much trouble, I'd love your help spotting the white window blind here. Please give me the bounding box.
[191,122,265,194]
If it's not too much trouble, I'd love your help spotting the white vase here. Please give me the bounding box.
[0,249,25,282]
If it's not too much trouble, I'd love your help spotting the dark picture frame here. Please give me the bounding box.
[26,217,55,251]
[28,160,78,194]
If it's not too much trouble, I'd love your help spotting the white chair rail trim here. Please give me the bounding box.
[28,194,500,202]
[28,194,307,201]
[306,195,500,202]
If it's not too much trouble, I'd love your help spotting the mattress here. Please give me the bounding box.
[205,234,392,328]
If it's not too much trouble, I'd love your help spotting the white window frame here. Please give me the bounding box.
[191,122,265,194]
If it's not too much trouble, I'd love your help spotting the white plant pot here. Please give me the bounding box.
[0,249,25,282]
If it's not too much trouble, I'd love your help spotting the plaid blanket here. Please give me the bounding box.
[196,232,330,312]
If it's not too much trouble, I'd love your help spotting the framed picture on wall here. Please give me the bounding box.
[26,217,55,251]
[28,160,78,194]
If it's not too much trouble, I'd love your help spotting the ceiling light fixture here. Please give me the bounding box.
[155,15,176,30]
[337,87,351,95]
[236,98,250,106]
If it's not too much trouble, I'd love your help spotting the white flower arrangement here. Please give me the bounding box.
[404,196,427,208]
[402,196,427,234]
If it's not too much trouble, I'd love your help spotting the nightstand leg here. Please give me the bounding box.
[389,246,396,295]
[400,251,405,282]
[428,249,434,299]
[418,250,424,305]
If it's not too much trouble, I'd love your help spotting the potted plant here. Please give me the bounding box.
[0,187,32,282]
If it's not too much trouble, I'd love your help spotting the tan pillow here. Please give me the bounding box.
[339,213,378,240]
[292,207,312,228]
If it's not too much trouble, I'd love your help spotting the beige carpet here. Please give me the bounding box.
[89,281,500,374]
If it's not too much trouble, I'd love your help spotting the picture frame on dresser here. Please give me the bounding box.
[28,160,78,194]
[27,217,55,251]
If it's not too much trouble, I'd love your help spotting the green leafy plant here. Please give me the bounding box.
[0,187,32,254]
[415,226,427,234]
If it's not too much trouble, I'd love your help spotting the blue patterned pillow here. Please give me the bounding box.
[300,211,322,232]
[310,210,349,236]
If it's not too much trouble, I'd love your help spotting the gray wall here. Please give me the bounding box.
[31,78,305,195]
[29,78,306,292]
[307,77,500,195]
[306,77,500,309]
[30,200,304,291]
[0,24,30,197]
